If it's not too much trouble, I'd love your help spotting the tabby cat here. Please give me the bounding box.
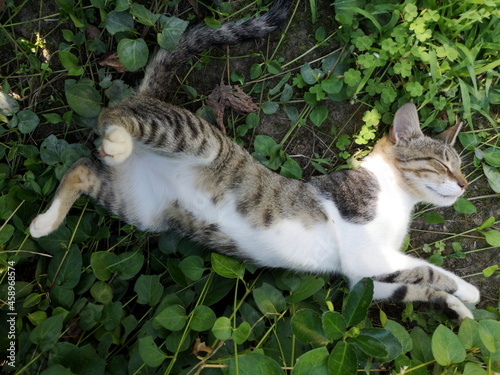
[30,0,479,320]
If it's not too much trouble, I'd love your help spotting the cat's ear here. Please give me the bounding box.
[389,103,423,144]
[433,121,463,146]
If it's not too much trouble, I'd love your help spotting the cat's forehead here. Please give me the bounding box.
[396,136,461,162]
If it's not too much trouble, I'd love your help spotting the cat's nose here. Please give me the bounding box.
[457,178,468,189]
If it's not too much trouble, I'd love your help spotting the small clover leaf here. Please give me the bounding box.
[394,59,412,78]
[354,35,373,51]
[381,38,399,55]
[344,68,362,87]
[405,81,424,97]
[404,3,418,22]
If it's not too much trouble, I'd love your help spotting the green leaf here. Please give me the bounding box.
[301,63,324,85]
[130,3,160,26]
[454,197,477,214]
[286,276,324,303]
[384,320,412,354]
[228,353,284,375]
[431,324,466,366]
[254,134,279,156]
[423,211,445,224]
[91,251,119,281]
[322,311,346,340]
[117,38,149,71]
[482,265,498,277]
[410,326,433,363]
[291,309,329,347]
[291,347,329,375]
[358,328,402,360]
[211,253,245,279]
[309,105,328,126]
[262,101,279,114]
[138,336,166,367]
[0,92,20,116]
[343,278,373,327]
[79,303,102,331]
[155,305,187,331]
[158,16,188,51]
[280,158,302,180]
[458,318,481,349]
[112,251,144,280]
[47,245,82,289]
[212,316,232,340]
[90,281,113,304]
[104,11,134,35]
[321,77,343,94]
[483,164,500,193]
[463,362,488,375]
[328,341,357,375]
[58,50,83,76]
[204,17,221,29]
[0,224,14,245]
[178,256,205,281]
[351,334,388,358]
[65,81,102,118]
[483,147,500,167]
[30,314,64,352]
[233,321,251,344]
[484,230,500,247]
[17,110,40,134]
[190,305,216,332]
[134,274,164,306]
[478,320,500,353]
[101,301,122,331]
[253,282,286,315]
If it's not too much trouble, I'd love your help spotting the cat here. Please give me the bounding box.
[29,0,480,321]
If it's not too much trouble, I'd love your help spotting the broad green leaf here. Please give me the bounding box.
[79,303,102,331]
[47,245,82,289]
[50,286,74,310]
[423,211,445,224]
[112,251,144,280]
[410,326,433,363]
[90,281,113,304]
[261,101,279,114]
[253,282,286,315]
[484,230,500,247]
[158,16,188,50]
[155,305,187,331]
[291,309,329,347]
[65,82,102,118]
[138,336,166,367]
[454,197,477,214]
[309,105,328,126]
[291,347,329,375]
[17,110,40,133]
[463,362,488,375]
[384,320,412,354]
[228,353,284,375]
[328,341,357,375]
[321,77,343,94]
[134,274,164,306]
[280,158,302,180]
[117,38,149,71]
[104,11,134,35]
[204,17,221,29]
[483,164,500,193]
[322,311,346,340]
[343,278,373,327]
[0,224,14,245]
[211,253,245,279]
[30,314,64,352]
[301,63,323,85]
[483,147,500,167]
[351,334,388,358]
[482,265,498,277]
[359,328,402,360]
[91,251,119,281]
[232,321,251,344]
[27,311,47,326]
[190,305,216,332]
[254,134,279,156]
[212,316,232,340]
[130,3,160,26]
[478,320,500,353]
[58,50,83,76]
[458,318,481,349]
[286,275,325,303]
[178,256,205,281]
[431,324,466,366]
[0,92,19,116]
[101,301,122,331]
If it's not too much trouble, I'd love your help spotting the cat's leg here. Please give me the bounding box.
[372,281,475,320]
[99,124,134,165]
[30,158,102,238]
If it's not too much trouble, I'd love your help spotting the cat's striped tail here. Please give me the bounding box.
[138,0,292,100]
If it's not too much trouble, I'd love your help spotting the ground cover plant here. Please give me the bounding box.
[0,0,499,374]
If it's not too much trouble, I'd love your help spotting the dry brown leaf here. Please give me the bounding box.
[192,337,213,358]
[206,83,257,133]
[98,52,127,72]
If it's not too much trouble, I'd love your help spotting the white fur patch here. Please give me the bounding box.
[30,198,62,238]
[101,125,134,165]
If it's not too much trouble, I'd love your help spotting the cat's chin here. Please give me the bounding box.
[423,186,462,207]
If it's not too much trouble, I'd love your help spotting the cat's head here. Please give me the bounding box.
[379,103,467,206]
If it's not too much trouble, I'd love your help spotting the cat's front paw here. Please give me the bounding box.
[454,280,480,304]
[29,199,62,238]
[446,294,474,321]
[100,125,133,165]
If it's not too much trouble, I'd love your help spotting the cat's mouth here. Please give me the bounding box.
[425,185,459,199]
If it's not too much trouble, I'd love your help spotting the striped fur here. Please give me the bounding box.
[30,3,479,321]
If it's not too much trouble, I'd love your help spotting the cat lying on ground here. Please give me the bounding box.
[30,0,479,320]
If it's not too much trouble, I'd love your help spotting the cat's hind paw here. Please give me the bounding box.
[29,199,62,238]
[100,125,133,165]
